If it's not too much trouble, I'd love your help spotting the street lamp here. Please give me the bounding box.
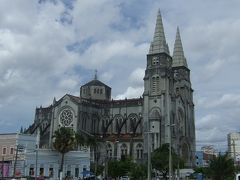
[167,124,175,180]
[144,130,153,180]
[35,144,38,180]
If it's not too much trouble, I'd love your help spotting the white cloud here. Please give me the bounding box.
[115,87,144,100]
[100,71,113,82]
[129,68,145,87]
[0,0,240,152]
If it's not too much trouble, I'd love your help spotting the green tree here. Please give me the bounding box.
[76,131,101,176]
[108,160,121,179]
[151,144,184,179]
[129,163,147,180]
[208,153,235,180]
[107,158,133,179]
[90,163,104,176]
[53,127,77,173]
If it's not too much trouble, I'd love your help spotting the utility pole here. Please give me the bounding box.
[147,130,151,180]
[169,125,172,180]
[35,144,38,180]
[1,156,4,179]
[233,139,236,166]
[13,144,19,178]
[35,129,40,180]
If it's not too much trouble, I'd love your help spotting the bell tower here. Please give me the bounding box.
[143,10,173,152]
[172,27,195,166]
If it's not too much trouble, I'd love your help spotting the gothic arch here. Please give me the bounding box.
[106,143,113,158]
[128,113,138,134]
[101,115,111,135]
[182,142,190,165]
[149,107,161,120]
[120,143,128,156]
[135,143,143,159]
[82,112,90,131]
[91,114,100,134]
[177,108,185,136]
[114,114,125,134]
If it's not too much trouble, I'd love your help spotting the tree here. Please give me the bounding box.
[108,160,121,179]
[151,144,184,179]
[77,132,99,174]
[129,163,147,180]
[208,153,235,180]
[53,127,77,173]
[108,158,133,179]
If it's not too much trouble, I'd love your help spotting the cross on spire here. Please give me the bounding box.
[94,70,98,80]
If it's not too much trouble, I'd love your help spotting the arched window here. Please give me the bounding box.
[136,144,143,159]
[106,144,113,158]
[120,144,128,156]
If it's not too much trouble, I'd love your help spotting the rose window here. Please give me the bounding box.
[59,109,73,126]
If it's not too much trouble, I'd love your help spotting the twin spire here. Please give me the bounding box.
[172,27,188,67]
[149,9,188,68]
[149,9,170,55]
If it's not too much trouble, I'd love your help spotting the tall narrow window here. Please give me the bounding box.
[120,144,127,156]
[156,76,160,93]
[136,144,143,159]
[10,147,14,154]
[49,168,53,177]
[29,167,34,176]
[75,168,79,177]
[106,144,113,158]
[2,147,6,155]
[152,77,156,93]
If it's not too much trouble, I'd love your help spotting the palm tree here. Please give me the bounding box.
[208,153,235,180]
[77,131,99,174]
[52,127,76,173]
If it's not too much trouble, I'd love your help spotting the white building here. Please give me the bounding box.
[0,133,90,179]
[228,132,240,164]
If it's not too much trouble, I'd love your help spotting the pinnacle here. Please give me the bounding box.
[149,9,169,55]
[172,27,188,68]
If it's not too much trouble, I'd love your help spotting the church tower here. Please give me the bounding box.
[172,27,195,166]
[143,11,195,167]
[143,10,173,151]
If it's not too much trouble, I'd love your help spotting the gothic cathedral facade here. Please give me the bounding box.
[26,10,195,167]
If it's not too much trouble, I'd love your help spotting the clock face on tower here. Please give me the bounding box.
[59,109,73,127]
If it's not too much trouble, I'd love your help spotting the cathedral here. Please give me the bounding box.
[26,10,195,167]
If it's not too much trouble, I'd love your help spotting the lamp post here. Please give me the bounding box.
[35,144,38,180]
[147,130,151,180]
[167,124,175,180]
[144,130,153,180]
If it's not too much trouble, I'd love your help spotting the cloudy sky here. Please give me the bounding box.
[1,0,240,152]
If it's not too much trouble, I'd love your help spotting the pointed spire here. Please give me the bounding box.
[172,27,188,68]
[149,9,170,55]
[53,97,56,105]
[94,69,98,80]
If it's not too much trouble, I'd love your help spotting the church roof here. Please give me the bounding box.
[149,9,170,55]
[82,79,111,89]
[172,27,188,68]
